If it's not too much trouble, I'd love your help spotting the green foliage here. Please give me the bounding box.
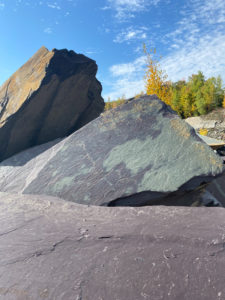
[168,72,224,118]
[143,45,225,117]
[104,92,145,111]
[105,46,225,117]
[104,95,126,111]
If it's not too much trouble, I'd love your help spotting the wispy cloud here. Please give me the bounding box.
[161,32,225,82]
[0,2,5,9]
[114,26,147,43]
[110,56,146,76]
[103,56,146,99]
[85,49,102,56]
[47,2,61,10]
[106,0,160,21]
[104,0,225,100]
[160,0,225,81]
[44,27,52,34]
[163,0,225,50]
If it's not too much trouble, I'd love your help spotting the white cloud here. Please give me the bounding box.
[113,26,148,43]
[163,0,225,50]
[159,0,225,81]
[103,0,225,100]
[104,77,145,100]
[161,32,225,83]
[110,56,146,77]
[103,56,146,99]
[192,0,225,25]
[101,5,111,10]
[0,2,5,9]
[110,63,136,77]
[44,27,52,34]
[47,3,61,10]
[106,0,160,20]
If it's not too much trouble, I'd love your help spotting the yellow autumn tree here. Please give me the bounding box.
[223,94,225,108]
[104,95,126,111]
[144,45,172,106]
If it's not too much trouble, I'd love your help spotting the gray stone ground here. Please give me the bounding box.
[0,192,224,300]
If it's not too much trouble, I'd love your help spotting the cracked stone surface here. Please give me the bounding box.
[0,46,104,161]
[0,192,224,300]
[0,95,224,206]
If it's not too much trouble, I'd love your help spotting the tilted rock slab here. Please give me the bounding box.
[0,95,223,206]
[0,46,104,161]
[0,192,225,300]
[185,116,217,129]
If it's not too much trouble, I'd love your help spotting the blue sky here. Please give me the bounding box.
[0,0,225,100]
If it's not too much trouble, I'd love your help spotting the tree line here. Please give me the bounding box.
[148,71,224,118]
[105,47,225,118]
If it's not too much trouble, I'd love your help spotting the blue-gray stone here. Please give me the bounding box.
[0,95,223,206]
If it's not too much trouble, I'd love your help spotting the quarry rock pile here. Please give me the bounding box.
[0,47,224,300]
[186,108,225,141]
[0,46,104,161]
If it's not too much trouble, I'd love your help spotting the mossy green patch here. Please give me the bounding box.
[52,170,58,177]
[53,176,74,193]
[103,136,155,176]
[84,195,90,202]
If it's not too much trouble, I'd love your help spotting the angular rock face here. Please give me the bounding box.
[0,192,225,300]
[206,173,225,207]
[0,46,104,161]
[0,95,223,206]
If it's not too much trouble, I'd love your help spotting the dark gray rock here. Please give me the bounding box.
[0,192,224,300]
[0,95,224,206]
[0,46,104,161]
[206,173,225,207]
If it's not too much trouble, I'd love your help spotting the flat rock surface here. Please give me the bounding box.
[0,192,224,300]
[197,134,225,147]
[185,109,225,141]
[0,95,223,206]
[185,117,217,129]
[0,46,104,161]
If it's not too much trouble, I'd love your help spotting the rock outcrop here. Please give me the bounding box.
[0,192,224,300]
[0,46,104,161]
[185,108,225,141]
[0,95,223,206]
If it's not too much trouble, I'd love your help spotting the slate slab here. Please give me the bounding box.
[206,173,225,207]
[0,46,104,161]
[0,192,224,300]
[197,134,225,149]
[0,95,223,206]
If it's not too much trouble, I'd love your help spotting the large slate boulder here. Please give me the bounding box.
[0,95,223,206]
[0,46,104,161]
[0,192,224,300]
